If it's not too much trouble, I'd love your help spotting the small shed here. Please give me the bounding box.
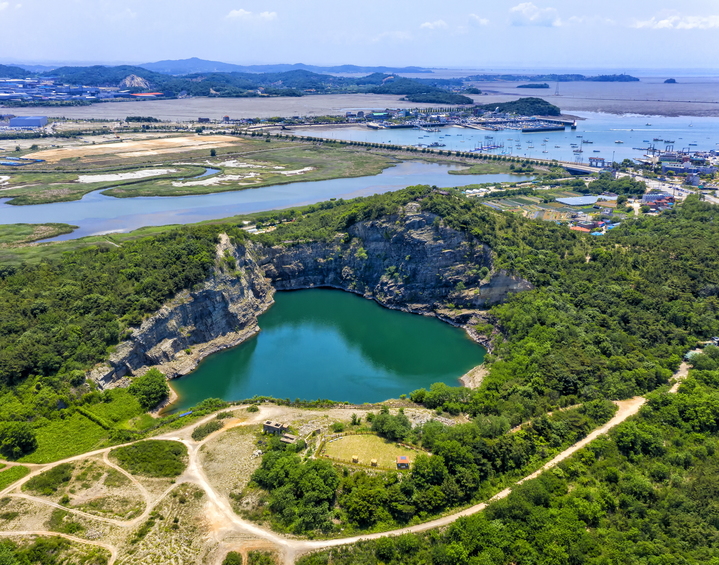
[370,459,378,467]
[352,455,359,464]
[396,456,410,470]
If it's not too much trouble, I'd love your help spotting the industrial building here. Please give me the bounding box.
[8,116,47,128]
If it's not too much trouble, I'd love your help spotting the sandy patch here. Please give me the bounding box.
[0,176,9,186]
[213,160,280,169]
[25,135,242,163]
[278,167,314,175]
[171,173,259,187]
[77,169,177,183]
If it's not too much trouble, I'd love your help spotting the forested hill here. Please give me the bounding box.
[34,66,470,99]
[0,64,30,79]
[0,188,717,462]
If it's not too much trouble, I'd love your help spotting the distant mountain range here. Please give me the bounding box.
[139,58,433,75]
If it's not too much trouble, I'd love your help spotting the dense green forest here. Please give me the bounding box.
[245,400,616,534]
[15,66,476,100]
[0,185,716,466]
[473,97,561,116]
[297,348,719,564]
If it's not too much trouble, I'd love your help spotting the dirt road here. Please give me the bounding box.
[0,359,691,565]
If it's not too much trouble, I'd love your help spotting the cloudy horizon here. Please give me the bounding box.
[1,0,718,71]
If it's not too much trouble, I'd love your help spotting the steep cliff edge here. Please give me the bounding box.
[259,208,531,314]
[89,236,274,388]
[90,208,532,389]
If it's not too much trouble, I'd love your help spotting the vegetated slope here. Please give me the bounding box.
[0,64,30,79]
[297,349,719,564]
[474,97,561,116]
[0,187,716,462]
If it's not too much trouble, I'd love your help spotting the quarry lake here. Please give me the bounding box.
[168,289,486,411]
[0,162,531,241]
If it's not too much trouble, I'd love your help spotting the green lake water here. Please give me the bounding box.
[169,289,486,411]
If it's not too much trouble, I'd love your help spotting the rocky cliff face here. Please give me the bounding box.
[90,208,532,389]
[260,207,531,314]
[90,236,274,388]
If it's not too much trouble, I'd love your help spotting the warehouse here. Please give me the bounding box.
[8,116,48,128]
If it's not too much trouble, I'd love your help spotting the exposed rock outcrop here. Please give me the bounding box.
[89,237,273,388]
[260,209,531,312]
[90,210,532,389]
[119,74,151,90]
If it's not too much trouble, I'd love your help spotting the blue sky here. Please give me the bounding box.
[2,0,719,69]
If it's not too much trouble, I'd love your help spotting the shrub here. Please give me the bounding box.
[247,405,260,413]
[111,441,187,477]
[191,420,223,441]
[0,422,37,460]
[24,463,74,496]
[223,552,242,565]
[128,369,169,411]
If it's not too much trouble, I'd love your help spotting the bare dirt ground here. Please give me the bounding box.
[0,359,690,565]
[26,135,244,163]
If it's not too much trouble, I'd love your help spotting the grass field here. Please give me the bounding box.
[20,412,108,464]
[0,465,30,490]
[321,434,419,469]
[0,223,78,245]
[448,161,532,175]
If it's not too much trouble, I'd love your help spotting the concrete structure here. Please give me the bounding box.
[8,116,47,128]
[280,434,297,445]
[263,421,289,435]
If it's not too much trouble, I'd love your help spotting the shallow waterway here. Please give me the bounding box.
[168,289,486,412]
[0,162,530,241]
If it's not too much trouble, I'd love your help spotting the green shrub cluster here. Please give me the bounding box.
[24,463,73,496]
[111,440,187,477]
[191,419,223,441]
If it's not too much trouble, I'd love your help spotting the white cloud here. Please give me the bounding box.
[469,14,489,26]
[565,15,615,26]
[510,2,560,27]
[632,13,719,30]
[0,2,9,10]
[226,9,277,21]
[420,19,448,30]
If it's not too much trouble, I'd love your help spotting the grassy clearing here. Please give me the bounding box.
[191,419,224,441]
[84,389,144,428]
[0,223,78,245]
[111,440,188,477]
[448,161,532,175]
[1,165,204,205]
[321,434,419,469]
[24,463,74,495]
[0,465,30,490]
[20,412,108,464]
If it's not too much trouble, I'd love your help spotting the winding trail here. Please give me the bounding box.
[0,360,691,565]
